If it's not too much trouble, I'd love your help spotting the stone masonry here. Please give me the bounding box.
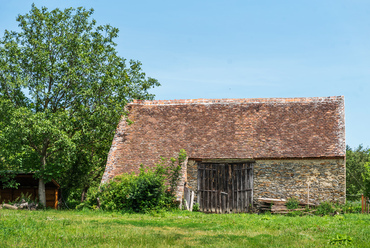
[186,158,346,205]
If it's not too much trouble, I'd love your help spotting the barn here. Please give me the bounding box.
[101,96,346,213]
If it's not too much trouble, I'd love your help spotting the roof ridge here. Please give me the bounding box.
[131,96,344,105]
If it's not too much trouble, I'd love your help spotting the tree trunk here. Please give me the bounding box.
[39,177,46,207]
[81,186,89,202]
[39,154,47,207]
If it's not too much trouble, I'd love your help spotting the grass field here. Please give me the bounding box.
[0,209,369,247]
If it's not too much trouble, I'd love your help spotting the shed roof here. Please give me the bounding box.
[102,96,345,182]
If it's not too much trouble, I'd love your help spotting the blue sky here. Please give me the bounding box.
[1,0,369,148]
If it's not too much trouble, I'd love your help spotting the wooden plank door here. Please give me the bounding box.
[197,162,253,213]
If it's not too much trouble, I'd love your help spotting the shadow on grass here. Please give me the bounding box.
[195,233,276,247]
[101,219,208,229]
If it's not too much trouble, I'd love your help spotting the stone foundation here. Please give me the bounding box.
[253,158,346,205]
[185,158,346,206]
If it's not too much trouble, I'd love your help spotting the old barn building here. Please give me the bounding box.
[101,96,346,212]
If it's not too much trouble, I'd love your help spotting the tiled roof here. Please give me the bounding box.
[102,96,345,182]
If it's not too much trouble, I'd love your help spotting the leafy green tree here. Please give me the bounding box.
[0,5,159,206]
[346,145,370,199]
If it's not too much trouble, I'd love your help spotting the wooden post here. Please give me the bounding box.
[362,194,364,214]
[307,181,310,208]
[54,189,58,209]
[190,190,194,212]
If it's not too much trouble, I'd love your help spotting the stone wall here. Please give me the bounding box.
[185,158,346,205]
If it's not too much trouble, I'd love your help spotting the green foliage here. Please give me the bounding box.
[286,197,300,210]
[10,192,37,205]
[80,150,186,212]
[342,201,362,214]
[192,203,200,212]
[167,149,186,195]
[316,201,334,216]
[0,4,159,205]
[362,162,370,198]
[346,145,370,199]
[1,209,370,247]
[286,210,303,217]
[260,216,272,220]
[329,234,352,246]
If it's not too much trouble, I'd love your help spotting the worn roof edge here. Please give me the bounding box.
[130,96,344,106]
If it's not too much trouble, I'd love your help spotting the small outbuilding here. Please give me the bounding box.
[101,96,346,213]
[0,173,60,209]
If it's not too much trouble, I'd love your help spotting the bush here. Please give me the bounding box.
[79,149,186,212]
[286,197,300,210]
[192,203,200,212]
[342,201,362,214]
[316,201,334,215]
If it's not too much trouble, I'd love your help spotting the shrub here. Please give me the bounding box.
[316,201,334,215]
[192,203,200,212]
[286,197,300,210]
[342,201,362,214]
[79,149,186,212]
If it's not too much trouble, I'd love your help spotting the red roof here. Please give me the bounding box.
[102,96,345,182]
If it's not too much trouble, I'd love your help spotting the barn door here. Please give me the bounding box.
[197,162,253,213]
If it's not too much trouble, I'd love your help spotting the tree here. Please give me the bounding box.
[0,5,159,206]
[346,145,370,199]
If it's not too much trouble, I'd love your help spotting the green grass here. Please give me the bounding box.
[0,209,369,247]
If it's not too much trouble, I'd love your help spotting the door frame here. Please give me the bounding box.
[197,162,254,213]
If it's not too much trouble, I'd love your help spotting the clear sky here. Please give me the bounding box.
[1,0,369,148]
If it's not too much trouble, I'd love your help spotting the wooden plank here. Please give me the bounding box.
[241,164,244,212]
[244,164,249,211]
[219,164,223,213]
[241,164,245,212]
[209,164,213,213]
[197,162,201,210]
[214,164,218,213]
[212,164,217,213]
[239,164,243,213]
[210,164,213,213]
[223,164,227,213]
[206,164,212,212]
[236,165,240,213]
[250,163,254,210]
[198,163,202,212]
[220,164,223,214]
[225,164,230,214]
[248,165,252,210]
[204,164,208,212]
[55,189,58,209]
[202,163,206,212]
[257,198,287,204]
[230,164,234,213]
[233,166,236,213]
[217,164,222,214]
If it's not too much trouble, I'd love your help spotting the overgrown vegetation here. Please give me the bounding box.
[286,197,300,210]
[0,209,369,247]
[316,201,335,216]
[346,145,370,200]
[78,150,186,212]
